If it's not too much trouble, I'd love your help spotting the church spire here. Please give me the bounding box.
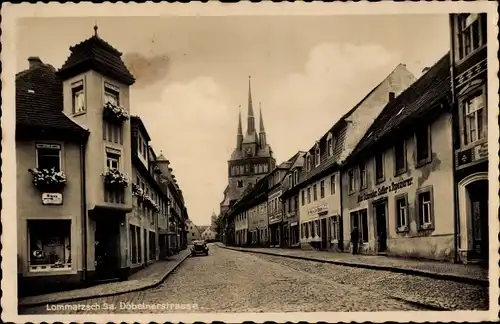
[237,105,243,149]
[247,76,255,134]
[259,101,267,148]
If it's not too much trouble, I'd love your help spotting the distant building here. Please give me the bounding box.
[186,219,201,242]
[200,227,217,241]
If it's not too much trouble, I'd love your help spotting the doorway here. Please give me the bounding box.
[95,217,120,280]
[320,218,327,250]
[467,179,489,264]
[374,201,388,253]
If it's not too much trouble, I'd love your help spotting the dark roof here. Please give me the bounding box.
[231,176,269,215]
[344,52,451,166]
[131,116,152,141]
[16,62,89,139]
[57,33,135,86]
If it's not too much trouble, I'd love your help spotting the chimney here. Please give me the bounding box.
[422,67,431,74]
[28,56,43,69]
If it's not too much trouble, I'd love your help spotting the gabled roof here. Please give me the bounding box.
[57,29,135,86]
[16,60,89,139]
[131,115,152,142]
[344,52,451,166]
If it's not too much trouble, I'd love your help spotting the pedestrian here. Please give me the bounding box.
[350,226,359,255]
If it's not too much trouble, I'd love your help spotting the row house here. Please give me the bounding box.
[16,27,189,296]
[287,64,416,251]
[280,152,306,248]
[341,53,455,261]
[449,13,488,265]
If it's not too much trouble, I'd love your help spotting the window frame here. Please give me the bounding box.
[374,151,385,184]
[393,139,407,176]
[35,143,62,172]
[394,193,409,233]
[105,151,121,171]
[307,187,311,204]
[359,162,367,190]
[456,13,486,62]
[104,82,120,106]
[313,184,318,201]
[416,186,435,231]
[348,169,355,194]
[415,124,433,167]
[315,143,321,167]
[301,190,305,206]
[459,85,487,147]
[330,174,336,195]
[320,180,325,199]
[71,80,85,115]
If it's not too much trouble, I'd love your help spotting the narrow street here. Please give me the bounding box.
[20,245,488,314]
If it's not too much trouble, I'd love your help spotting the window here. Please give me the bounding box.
[315,145,320,167]
[375,152,384,183]
[457,13,485,60]
[415,125,432,165]
[36,144,61,171]
[417,188,434,230]
[327,137,333,157]
[72,80,85,114]
[306,154,312,171]
[359,162,367,189]
[294,195,299,211]
[307,187,311,204]
[330,174,336,195]
[237,180,243,188]
[288,174,292,187]
[394,140,406,175]
[104,82,120,106]
[106,152,120,171]
[330,216,339,241]
[351,209,368,243]
[463,92,486,145]
[348,169,355,193]
[301,190,305,206]
[395,194,408,231]
[28,220,71,271]
[389,91,395,101]
[313,184,317,201]
[294,170,299,185]
[320,180,325,198]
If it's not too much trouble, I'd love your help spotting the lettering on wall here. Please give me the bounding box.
[357,177,413,203]
[308,203,328,215]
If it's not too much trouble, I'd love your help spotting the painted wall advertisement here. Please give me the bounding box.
[357,177,413,203]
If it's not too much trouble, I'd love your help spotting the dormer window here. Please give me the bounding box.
[72,80,85,114]
[306,154,312,171]
[288,174,292,187]
[315,144,320,167]
[294,170,299,185]
[104,82,120,106]
[327,133,333,157]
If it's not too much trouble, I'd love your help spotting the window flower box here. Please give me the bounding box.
[28,168,67,192]
[101,169,129,189]
[103,102,129,124]
[143,195,161,212]
[132,183,145,202]
[397,225,409,232]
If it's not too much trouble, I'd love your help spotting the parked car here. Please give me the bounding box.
[191,240,209,256]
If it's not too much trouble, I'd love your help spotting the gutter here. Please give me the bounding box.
[448,14,461,263]
[80,137,88,281]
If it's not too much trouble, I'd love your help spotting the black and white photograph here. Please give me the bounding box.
[2,2,499,323]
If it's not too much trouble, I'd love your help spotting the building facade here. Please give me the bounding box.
[341,53,455,261]
[186,220,202,243]
[267,162,293,247]
[289,64,416,251]
[449,13,489,265]
[16,28,189,295]
[220,77,276,215]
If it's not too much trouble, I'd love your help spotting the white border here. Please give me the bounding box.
[2,1,499,323]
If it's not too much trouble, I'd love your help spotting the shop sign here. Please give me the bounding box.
[41,193,63,205]
[308,204,328,215]
[474,143,488,160]
[357,177,413,203]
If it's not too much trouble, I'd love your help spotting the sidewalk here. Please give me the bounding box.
[19,250,191,307]
[217,244,488,286]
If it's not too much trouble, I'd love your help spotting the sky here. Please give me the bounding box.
[16,15,450,226]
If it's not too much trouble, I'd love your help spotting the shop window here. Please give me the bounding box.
[350,210,368,243]
[395,194,409,232]
[28,220,71,272]
[417,187,434,230]
[394,140,406,175]
[463,91,487,145]
[320,180,325,198]
[415,125,432,166]
[375,152,384,183]
[330,216,340,241]
[36,143,61,172]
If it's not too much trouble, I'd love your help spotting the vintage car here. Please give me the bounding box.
[191,240,209,256]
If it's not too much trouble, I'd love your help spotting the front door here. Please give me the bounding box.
[374,202,388,253]
[95,218,120,280]
[468,180,489,264]
[321,218,327,250]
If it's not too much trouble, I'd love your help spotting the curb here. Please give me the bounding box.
[19,252,191,308]
[218,245,488,287]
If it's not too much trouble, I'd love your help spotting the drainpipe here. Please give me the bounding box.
[338,165,344,252]
[449,14,461,263]
[80,138,88,281]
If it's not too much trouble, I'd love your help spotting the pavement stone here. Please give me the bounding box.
[217,243,488,285]
[18,250,191,307]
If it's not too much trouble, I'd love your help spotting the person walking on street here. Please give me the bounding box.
[350,226,359,255]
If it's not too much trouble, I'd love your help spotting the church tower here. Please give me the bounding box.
[220,77,276,214]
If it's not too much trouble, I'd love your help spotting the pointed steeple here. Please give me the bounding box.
[237,105,243,149]
[259,101,267,148]
[247,76,255,134]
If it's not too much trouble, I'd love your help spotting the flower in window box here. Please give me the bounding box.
[103,102,129,123]
[422,223,432,230]
[132,183,146,201]
[28,168,67,192]
[101,168,130,188]
[397,225,409,232]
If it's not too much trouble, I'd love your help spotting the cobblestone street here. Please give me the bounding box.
[20,244,488,315]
